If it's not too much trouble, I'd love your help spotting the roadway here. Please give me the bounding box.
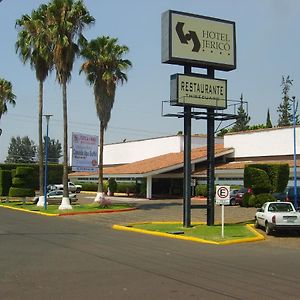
[1,196,300,299]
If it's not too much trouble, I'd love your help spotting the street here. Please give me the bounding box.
[1,198,300,299]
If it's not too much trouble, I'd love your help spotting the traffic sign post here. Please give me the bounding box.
[216,186,230,238]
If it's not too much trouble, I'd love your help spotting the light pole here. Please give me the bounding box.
[43,114,52,210]
[292,97,297,209]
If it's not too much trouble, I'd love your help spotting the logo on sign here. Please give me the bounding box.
[217,186,229,199]
[176,22,200,52]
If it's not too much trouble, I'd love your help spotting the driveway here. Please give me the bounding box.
[75,193,300,249]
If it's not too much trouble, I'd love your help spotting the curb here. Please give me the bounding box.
[0,205,59,217]
[0,204,137,217]
[58,207,137,216]
[112,222,265,245]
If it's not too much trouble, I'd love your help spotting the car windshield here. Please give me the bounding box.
[268,203,294,212]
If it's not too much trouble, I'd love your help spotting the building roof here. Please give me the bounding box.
[69,144,234,178]
[193,160,300,175]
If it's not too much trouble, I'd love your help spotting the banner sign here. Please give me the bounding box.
[170,73,227,109]
[162,10,236,71]
[72,132,98,172]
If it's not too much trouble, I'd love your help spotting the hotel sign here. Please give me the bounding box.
[162,10,236,71]
[170,74,227,109]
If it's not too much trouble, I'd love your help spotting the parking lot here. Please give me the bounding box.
[74,193,300,249]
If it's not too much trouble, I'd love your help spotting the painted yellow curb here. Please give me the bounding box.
[112,222,265,245]
[0,205,59,217]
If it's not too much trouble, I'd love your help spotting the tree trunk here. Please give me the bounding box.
[95,121,104,202]
[38,81,44,196]
[99,121,104,192]
[36,80,45,207]
[59,79,72,210]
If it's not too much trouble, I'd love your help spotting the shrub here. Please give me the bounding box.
[9,166,35,197]
[248,194,258,207]
[247,163,289,193]
[244,167,271,194]
[117,182,136,194]
[80,182,98,191]
[0,170,12,196]
[195,185,207,197]
[256,193,276,207]
[241,192,252,207]
[9,187,35,197]
[108,178,117,194]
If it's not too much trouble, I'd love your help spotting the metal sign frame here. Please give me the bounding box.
[170,73,227,109]
[162,10,236,71]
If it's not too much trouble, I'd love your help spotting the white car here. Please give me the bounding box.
[255,201,300,235]
[34,190,78,204]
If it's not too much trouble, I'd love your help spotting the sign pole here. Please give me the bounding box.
[221,204,224,238]
[183,65,192,228]
[207,68,215,226]
[215,186,230,238]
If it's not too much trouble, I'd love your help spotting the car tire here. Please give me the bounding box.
[265,222,272,235]
[230,198,236,206]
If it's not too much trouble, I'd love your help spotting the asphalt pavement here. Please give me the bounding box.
[1,194,300,299]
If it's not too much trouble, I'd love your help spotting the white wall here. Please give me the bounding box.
[104,136,182,165]
[224,127,300,158]
[103,135,224,165]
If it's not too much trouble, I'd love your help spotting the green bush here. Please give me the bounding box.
[247,164,289,193]
[244,167,271,194]
[9,187,35,197]
[0,170,12,196]
[256,193,276,207]
[248,194,257,207]
[241,192,252,207]
[12,177,27,188]
[80,182,98,191]
[195,185,207,197]
[117,182,136,194]
[0,163,65,189]
[9,166,35,197]
[108,178,117,194]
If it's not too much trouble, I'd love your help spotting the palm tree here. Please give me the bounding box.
[46,0,94,209]
[0,78,16,119]
[16,4,53,206]
[80,36,132,201]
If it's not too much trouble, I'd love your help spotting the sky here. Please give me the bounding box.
[0,0,300,163]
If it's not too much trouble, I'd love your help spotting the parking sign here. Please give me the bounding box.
[216,186,230,205]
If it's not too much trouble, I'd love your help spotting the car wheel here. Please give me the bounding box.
[254,218,260,229]
[265,222,272,235]
[230,198,236,206]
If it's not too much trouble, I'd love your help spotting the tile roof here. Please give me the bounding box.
[69,144,234,177]
[193,160,300,175]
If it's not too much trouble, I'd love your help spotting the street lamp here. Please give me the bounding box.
[292,97,297,210]
[43,114,53,210]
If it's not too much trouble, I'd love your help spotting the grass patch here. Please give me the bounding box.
[131,222,256,242]
[0,201,133,215]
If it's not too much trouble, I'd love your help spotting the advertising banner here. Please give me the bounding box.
[72,132,99,172]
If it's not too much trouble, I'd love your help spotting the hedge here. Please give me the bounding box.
[9,166,35,197]
[0,163,66,189]
[248,193,276,208]
[0,170,12,196]
[195,185,208,197]
[246,163,289,193]
[244,166,271,194]
[9,187,35,197]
